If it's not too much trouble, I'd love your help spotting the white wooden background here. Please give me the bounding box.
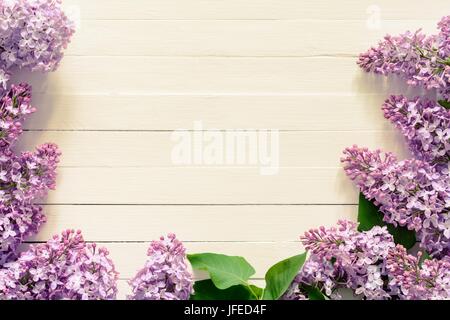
[10,0,448,299]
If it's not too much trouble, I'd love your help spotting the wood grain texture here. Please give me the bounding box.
[16,130,409,168]
[13,0,439,299]
[44,167,356,204]
[33,205,358,242]
[62,0,448,20]
[13,56,434,96]
[24,94,390,131]
[65,20,438,57]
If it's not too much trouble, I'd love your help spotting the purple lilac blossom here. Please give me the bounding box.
[439,16,450,58]
[128,234,193,300]
[386,245,450,300]
[0,229,118,300]
[358,16,450,100]
[0,0,75,91]
[341,146,450,257]
[0,83,60,265]
[284,221,450,300]
[382,95,450,172]
[282,220,395,300]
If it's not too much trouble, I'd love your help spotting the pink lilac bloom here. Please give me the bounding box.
[439,16,450,58]
[128,234,193,300]
[0,0,75,91]
[0,83,36,148]
[358,16,450,100]
[386,245,450,300]
[341,146,450,257]
[0,83,60,265]
[284,222,450,300]
[282,220,395,300]
[0,229,118,300]
[382,95,450,172]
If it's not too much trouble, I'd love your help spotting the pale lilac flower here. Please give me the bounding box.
[0,230,118,300]
[128,234,193,300]
[438,16,450,64]
[0,0,75,91]
[0,84,60,265]
[358,16,450,100]
[0,69,7,90]
[285,222,450,300]
[0,83,35,148]
[382,95,450,172]
[341,146,450,257]
[386,245,450,300]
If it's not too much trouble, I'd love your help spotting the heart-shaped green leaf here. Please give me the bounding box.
[262,253,307,300]
[358,193,416,249]
[188,253,255,290]
[249,285,264,300]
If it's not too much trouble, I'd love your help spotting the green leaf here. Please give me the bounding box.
[358,193,416,249]
[187,253,255,290]
[303,285,326,300]
[262,253,307,300]
[190,280,254,300]
[249,285,264,300]
[438,100,450,109]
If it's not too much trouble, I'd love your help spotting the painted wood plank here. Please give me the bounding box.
[11,56,426,95]
[32,205,357,242]
[42,167,357,204]
[117,280,131,300]
[25,94,394,131]
[16,131,410,168]
[62,0,448,20]
[66,20,438,57]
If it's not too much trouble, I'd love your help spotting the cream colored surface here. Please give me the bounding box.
[12,1,443,299]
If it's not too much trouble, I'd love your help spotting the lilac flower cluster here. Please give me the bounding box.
[358,16,450,100]
[0,229,118,300]
[341,146,450,257]
[0,83,35,148]
[382,95,450,172]
[439,16,450,58]
[283,220,395,300]
[128,234,193,300]
[387,245,450,300]
[284,221,450,300]
[0,83,60,265]
[0,0,75,91]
